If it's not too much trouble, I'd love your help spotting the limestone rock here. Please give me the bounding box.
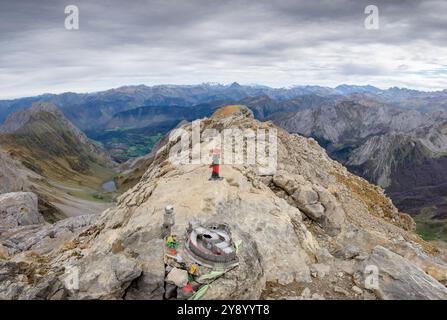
[362,246,447,300]
[0,151,30,193]
[301,203,325,221]
[0,192,42,229]
[164,283,177,300]
[166,267,188,287]
[292,185,319,205]
[352,285,363,295]
[301,287,311,299]
[310,263,330,279]
[272,172,345,235]
[123,237,165,300]
[0,214,98,256]
[334,244,364,260]
[74,254,142,299]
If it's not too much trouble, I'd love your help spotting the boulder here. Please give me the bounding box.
[301,203,325,220]
[313,185,345,235]
[166,267,189,287]
[0,214,98,255]
[292,185,319,205]
[75,253,142,299]
[164,283,177,299]
[272,173,298,195]
[0,192,42,229]
[310,263,330,278]
[362,246,447,300]
[275,180,345,235]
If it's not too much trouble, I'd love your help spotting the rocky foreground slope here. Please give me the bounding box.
[1,105,447,300]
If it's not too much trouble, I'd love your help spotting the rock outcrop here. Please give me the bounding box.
[1,105,447,300]
[362,246,447,300]
[0,214,98,257]
[0,151,33,193]
[274,97,447,221]
[0,192,42,229]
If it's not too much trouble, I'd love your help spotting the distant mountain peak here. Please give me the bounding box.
[0,102,61,134]
[335,84,381,94]
[0,102,114,166]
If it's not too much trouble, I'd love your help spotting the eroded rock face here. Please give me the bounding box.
[272,172,344,236]
[1,105,447,300]
[0,212,101,299]
[0,214,98,256]
[59,164,316,300]
[362,246,447,300]
[0,192,42,229]
[0,151,31,193]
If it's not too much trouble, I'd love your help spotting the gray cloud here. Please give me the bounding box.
[0,0,446,98]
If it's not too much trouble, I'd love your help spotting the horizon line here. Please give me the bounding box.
[1,82,446,101]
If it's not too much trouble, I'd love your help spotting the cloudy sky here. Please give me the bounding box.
[0,0,446,98]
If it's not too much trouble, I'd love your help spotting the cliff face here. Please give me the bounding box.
[276,100,434,145]
[0,149,34,193]
[274,98,447,223]
[1,105,447,300]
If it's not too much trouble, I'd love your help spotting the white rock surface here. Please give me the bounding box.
[166,267,189,287]
[0,192,42,229]
[362,246,447,300]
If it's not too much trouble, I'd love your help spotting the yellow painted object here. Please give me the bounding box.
[189,264,197,275]
[166,235,178,249]
[167,235,175,244]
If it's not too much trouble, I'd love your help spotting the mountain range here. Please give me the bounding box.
[2,83,447,128]
[1,83,447,241]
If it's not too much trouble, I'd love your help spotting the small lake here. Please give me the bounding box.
[101,180,117,192]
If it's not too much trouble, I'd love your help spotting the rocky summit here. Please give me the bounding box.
[1,105,447,300]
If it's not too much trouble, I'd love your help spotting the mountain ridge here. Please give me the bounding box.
[1,105,447,300]
[2,84,447,239]
[0,103,118,220]
[2,83,447,128]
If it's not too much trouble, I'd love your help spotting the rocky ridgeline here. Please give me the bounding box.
[0,102,115,166]
[1,105,447,300]
[0,192,99,298]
